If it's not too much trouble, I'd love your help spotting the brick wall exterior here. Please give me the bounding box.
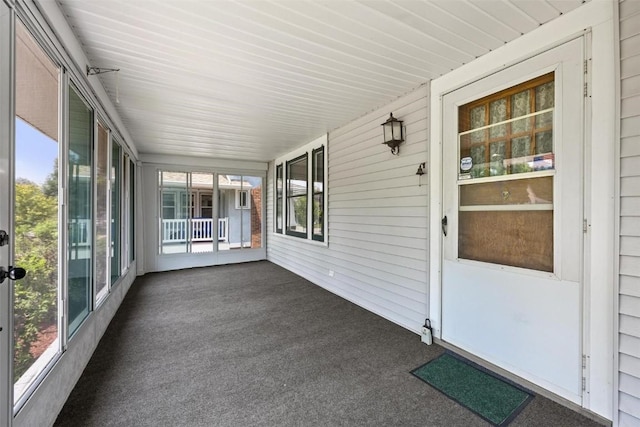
[251,187,262,248]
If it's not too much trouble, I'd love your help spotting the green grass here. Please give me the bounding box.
[412,353,532,426]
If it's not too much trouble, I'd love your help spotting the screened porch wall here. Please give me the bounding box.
[618,1,640,425]
[140,155,268,273]
[267,85,429,333]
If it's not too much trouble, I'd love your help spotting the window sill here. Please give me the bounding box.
[271,232,328,248]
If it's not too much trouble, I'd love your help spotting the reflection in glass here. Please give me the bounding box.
[68,85,93,337]
[470,144,486,178]
[460,176,553,207]
[536,131,553,155]
[489,99,507,138]
[458,177,554,272]
[275,164,283,233]
[286,155,308,237]
[190,172,214,253]
[111,142,121,284]
[130,160,135,263]
[511,90,531,133]
[536,82,554,110]
[489,141,506,176]
[469,106,485,143]
[459,110,554,179]
[218,175,261,250]
[312,147,324,241]
[160,172,189,254]
[457,75,556,273]
[95,123,109,301]
[511,136,531,157]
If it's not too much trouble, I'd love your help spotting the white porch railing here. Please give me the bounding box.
[162,218,228,243]
[218,217,228,243]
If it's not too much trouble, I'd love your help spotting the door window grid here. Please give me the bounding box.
[459,73,554,179]
[457,74,555,272]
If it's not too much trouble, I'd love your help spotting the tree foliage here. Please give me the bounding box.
[292,196,321,230]
[13,179,58,379]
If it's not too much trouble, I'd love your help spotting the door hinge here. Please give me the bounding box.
[583,219,588,233]
[584,59,588,74]
[582,377,587,391]
[584,82,588,97]
[582,354,587,369]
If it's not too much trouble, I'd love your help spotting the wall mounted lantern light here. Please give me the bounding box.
[381,113,404,155]
[416,162,426,186]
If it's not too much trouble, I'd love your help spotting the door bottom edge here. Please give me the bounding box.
[435,339,610,425]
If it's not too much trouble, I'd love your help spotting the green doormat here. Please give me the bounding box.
[411,352,534,426]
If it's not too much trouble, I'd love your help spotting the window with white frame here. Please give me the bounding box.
[312,146,324,242]
[275,135,327,242]
[286,154,308,238]
[235,189,250,209]
[275,164,283,233]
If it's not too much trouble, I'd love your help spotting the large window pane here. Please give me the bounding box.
[312,147,324,242]
[95,122,108,301]
[286,154,308,238]
[160,171,188,254]
[129,159,135,263]
[245,176,262,248]
[275,164,283,233]
[218,175,260,250]
[191,172,214,253]
[13,20,60,403]
[111,141,121,284]
[68,85,93,336]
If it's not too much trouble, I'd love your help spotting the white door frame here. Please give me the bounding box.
[428,1,615,419]
[0,0,14,424]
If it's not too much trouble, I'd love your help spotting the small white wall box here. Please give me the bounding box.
[421,319,433,345]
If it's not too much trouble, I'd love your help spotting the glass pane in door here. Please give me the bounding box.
[457,74,555,272]
[191,172,213,253]
[218,175,262,250]
[160,171,188,254]
[244,176,262,249]
[13,20,61,402]
[458,177,554,272]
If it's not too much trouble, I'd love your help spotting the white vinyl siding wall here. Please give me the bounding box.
[619,1,640,425]
[267,85,429,332]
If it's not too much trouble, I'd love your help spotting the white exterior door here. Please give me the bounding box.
[441,38,585,404]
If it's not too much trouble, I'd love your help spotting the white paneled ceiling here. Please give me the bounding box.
[53,0,588,162]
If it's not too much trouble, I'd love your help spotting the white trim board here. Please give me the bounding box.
[429,0,615,420]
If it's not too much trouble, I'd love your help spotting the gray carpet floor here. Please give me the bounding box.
[54,261,603,427]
